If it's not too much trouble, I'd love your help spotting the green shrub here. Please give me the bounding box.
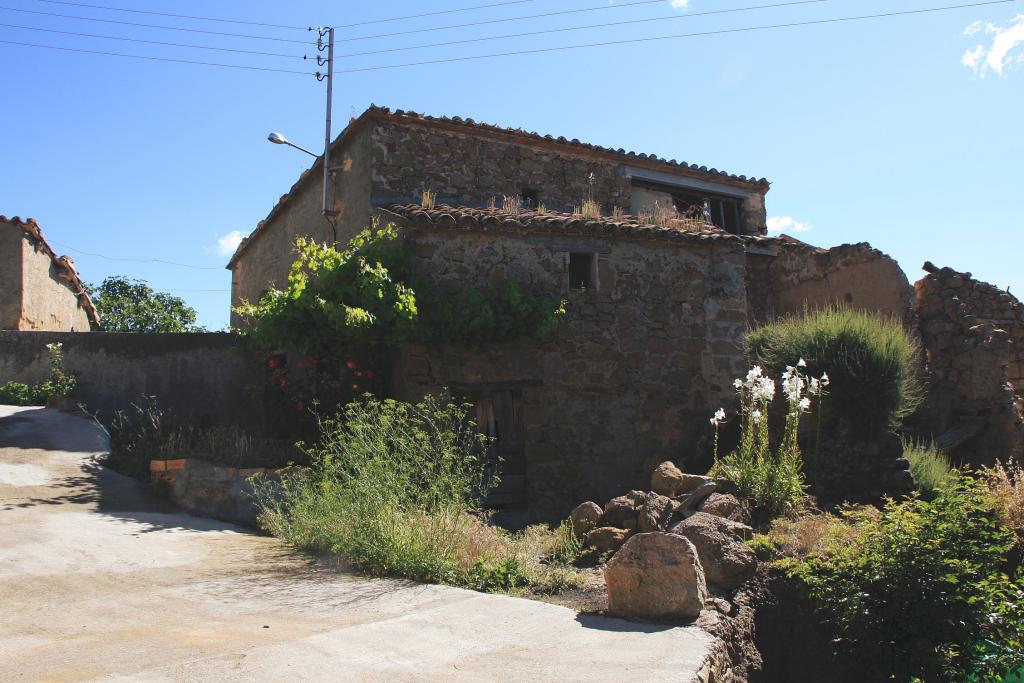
[104,396,169,480]
[903,436,954,496]
[0,382,36,406]
[748,306,921,435]
[780,474,1024,683]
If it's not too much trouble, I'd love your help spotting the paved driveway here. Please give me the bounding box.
[0,406,714,682]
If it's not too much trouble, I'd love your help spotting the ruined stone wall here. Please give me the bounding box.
[389,225,748,521]
[746,241,914,324]
[229,127,374,326]
[19,235,93,332]
[369,120,633,215]
[915,264,1024,463]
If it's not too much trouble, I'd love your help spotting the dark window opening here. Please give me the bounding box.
[569,252,596,290]
[633,181,746,235]
[520,188,539,208]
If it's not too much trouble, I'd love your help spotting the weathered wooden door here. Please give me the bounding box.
[475,389,526,508]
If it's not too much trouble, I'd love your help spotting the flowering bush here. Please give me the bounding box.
[710,360,828,520]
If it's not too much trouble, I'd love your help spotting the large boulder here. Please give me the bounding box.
[637,492,674,533]
[569,501,604,539]
[604,532,708,621]
[670,512,757,590]
[651,461,712,497]
[697,493,749,524]
[586,526,632,553]
[603,490,645,529]
[676,480,718,512]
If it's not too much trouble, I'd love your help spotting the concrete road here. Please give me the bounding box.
[0,406,715,682]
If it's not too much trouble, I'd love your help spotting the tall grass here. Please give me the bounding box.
[902,437,954,496]
[252,394,584,591]
[749,306,922,436]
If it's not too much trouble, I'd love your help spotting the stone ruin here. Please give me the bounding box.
[914,262,1024,466]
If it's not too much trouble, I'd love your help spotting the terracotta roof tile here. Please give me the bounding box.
[1,215,100,329]
[380,204,743,246]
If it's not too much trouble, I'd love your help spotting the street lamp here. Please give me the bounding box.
[267,131,318,159]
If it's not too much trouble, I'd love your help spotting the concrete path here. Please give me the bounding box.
[0,406,714,682]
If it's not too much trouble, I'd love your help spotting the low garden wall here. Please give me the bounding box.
[150,458,283,527]
[0,331,262,429]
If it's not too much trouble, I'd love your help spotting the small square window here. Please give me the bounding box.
[520,188,539,208]
[569,252,596,290]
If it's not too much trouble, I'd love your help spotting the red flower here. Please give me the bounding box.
[345,360,357,370]
[279,377,288,388]
[267,358,281,368]
[354,370,363,377]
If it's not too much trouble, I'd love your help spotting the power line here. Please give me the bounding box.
[0,22,308,59]
[335,0,1023,73]
[32,0,546,31]
[34,0,308,31]
[0,39,316,73]
[335,0,542,28]
[49,240,230,270]
[341,0,686,42]
[336,0,830,60]
[0,6,314,44]
[48,240,230,270]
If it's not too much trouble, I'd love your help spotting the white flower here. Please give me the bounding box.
[746,366,764,383]
[733,378,744,390]
[809,377,821,395]
[710,408,727,426]
[752,376,776,402]
[820,372,830,386]
[782,373,806,402]
[46,342,63,351]
[799,397,811,412]
[797,358,807,368]
[751,409,763,423]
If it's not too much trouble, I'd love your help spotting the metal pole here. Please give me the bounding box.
[322,27,336,222]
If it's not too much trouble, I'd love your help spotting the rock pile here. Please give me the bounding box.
[569,461,758,621]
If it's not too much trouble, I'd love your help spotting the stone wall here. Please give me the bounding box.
[369,120,633,214]
[0,331,261,429]
[915,263,1024,464]
[745,240,914,324]
[1,217,95,332]
[388,223,748,521]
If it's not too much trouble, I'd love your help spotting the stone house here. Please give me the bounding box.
[228,106,913,520]
[0,215,98,332]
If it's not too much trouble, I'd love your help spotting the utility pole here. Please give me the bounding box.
[315,26,338,242]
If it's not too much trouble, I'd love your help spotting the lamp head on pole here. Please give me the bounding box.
[267,132,288,145]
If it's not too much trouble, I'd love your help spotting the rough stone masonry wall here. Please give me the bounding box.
[0,219,22,330]
[0,331,262,430]
[915,263,1024,464]
[745,241,914,324]
[389,226,748,521]
[369,121,633,215]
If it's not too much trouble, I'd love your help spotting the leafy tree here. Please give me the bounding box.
[90,276,204,333]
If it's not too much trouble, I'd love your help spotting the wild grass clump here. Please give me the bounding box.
[776,474,1024,682]
[902,436,954,496]
[748,306,922,436]
[982,459,1024,536]
[421,189,437,209]
[252,394,584,592]
[574,198,601,220]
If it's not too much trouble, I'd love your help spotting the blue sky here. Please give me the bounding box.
[2,0,1022,329]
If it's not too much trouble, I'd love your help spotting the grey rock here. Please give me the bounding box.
[604,532,708,621]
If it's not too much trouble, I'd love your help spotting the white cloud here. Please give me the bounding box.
[961,13,1024,77]
[211,230,245,256]
[766,216,812,234]
[671,0,690,8]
